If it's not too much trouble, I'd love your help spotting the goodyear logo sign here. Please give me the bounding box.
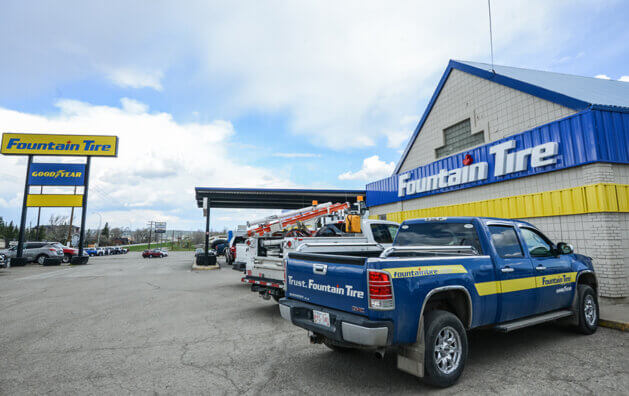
[1,133,118,157]
[28,163,85,186]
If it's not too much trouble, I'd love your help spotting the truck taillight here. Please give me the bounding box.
[283,259,287,288]
[368,270,394,310]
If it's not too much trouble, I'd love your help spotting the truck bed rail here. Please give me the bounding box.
[296,242,383,252]
[380,245,479,257]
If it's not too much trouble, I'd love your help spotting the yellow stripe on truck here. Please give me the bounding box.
[384,265,467,279]
[474,272,578,296]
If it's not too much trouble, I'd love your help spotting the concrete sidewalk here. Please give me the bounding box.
[600,297,629,331]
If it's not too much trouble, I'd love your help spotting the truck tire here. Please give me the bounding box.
[323,338,353,352]
[423,310,468,388]
[576,284,598,335]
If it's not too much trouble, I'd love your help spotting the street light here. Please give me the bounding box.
[94,212,103,247]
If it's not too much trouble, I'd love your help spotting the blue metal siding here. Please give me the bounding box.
[367,109,629,208]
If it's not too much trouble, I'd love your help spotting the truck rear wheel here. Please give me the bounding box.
[576,284,598,335]
[423,310,467,388]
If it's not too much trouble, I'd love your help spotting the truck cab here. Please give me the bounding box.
[279,217,598,387]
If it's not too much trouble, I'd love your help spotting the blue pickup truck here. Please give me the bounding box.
[279,217,598,387]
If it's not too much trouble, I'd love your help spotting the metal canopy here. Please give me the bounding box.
[195,187,366,210]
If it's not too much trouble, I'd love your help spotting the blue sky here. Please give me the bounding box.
[0,0,628,231]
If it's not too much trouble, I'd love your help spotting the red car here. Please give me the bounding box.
[142,249,164,258]
[52,243,80,263]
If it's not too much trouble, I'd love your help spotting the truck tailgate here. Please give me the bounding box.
[286,253,368,315]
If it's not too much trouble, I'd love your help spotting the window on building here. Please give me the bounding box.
[488,225,524,258]
[435,119,484,158]
[378,214,387,220]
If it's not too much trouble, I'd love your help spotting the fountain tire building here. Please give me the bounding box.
[366,60,629,298]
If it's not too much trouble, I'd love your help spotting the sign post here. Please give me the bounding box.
[76,157,91,262]
[15,155,33,263]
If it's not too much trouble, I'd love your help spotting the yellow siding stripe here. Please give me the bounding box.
[382,183,629,222]
[26,194,83,207]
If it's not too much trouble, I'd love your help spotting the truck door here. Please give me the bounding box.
[518,227,574,312]
[488,225,538,322]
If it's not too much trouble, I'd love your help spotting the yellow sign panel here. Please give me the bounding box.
[26,194,83,207]
[1,133,118,157]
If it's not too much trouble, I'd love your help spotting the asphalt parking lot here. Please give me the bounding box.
[1,252,627,395]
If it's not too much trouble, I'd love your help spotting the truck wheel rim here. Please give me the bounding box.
[584,295,597,326]
[38,256,45,264]
[434,326,461,375]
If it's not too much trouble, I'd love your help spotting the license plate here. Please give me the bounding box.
[313,310,330,327]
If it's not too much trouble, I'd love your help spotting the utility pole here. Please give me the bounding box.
[95,212,102,247]
[147,221,154,249]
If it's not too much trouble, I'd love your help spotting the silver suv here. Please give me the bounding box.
[0,242,64,265]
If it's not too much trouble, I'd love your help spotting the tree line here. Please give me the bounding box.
[1,215,218,247]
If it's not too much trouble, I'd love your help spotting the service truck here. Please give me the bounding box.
[279,217,598,387]
[243,218,399,301]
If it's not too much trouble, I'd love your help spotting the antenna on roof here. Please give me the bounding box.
[487,0,495,73]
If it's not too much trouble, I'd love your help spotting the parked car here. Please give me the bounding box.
[280,216,598,388]
[211,239,229,255]
[52,243,88,263]
[0,242,64,265]
[142,249,165,258]
[225,236,246,266]
[85,247,98,256]
[194,248,217,257]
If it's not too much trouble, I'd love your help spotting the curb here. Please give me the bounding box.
[599,319,629,332]
[191,263,220,271]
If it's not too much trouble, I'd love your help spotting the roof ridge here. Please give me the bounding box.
[454,59,628,84]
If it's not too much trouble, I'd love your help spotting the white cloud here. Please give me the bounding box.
[0,99,294,229]
[595,74,611,80]
[620,76,629,82]
[107,68,164,91]
[272,153,321,158]
[0,1,579,151]
[338,155,395,181]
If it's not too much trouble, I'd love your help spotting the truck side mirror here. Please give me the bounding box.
[556,242,573,255]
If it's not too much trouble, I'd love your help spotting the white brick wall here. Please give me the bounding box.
[399,69,576,173]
